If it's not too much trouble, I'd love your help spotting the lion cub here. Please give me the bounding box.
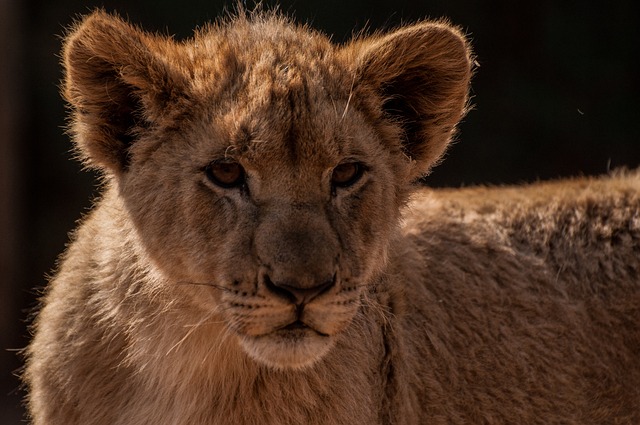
[25,9,640,425]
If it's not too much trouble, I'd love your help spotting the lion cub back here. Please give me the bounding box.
[394,170,640,422]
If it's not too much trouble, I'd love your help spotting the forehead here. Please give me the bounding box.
[233,65,349,170]
[189,20,369,171]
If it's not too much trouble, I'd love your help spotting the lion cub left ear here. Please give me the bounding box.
[62,10,189,174]
[345,21,473,179]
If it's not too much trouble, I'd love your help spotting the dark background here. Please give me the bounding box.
[2,0,639,422]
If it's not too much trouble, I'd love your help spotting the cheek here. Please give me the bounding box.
[176,185,253,275]
[357,178,396,233]
[185,184,238,236]
[334,179,397,272]
[121,171,244,282]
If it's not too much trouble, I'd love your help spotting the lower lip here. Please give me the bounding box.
[275,322,329,339]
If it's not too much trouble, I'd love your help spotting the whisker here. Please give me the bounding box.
[201,322,237,367]
[359,288,395,328]
[176,281,235,294]
[166,311,218,356]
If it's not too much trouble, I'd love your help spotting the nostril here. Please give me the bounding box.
[311,275,336,298]
[263,273,336,305]
[263,274,298,304]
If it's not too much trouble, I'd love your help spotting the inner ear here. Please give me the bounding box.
[104,73,147,148]
[380,76,427,160]
[90,65,148,165]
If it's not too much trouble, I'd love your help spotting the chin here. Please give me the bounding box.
[239,326,336,370]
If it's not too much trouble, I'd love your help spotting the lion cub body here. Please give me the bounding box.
[25,10,640,424]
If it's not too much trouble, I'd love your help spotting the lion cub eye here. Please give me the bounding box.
[205,160,246,189]
[331,162,364,189]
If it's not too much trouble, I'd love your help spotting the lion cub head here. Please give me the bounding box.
[62,10,471,369]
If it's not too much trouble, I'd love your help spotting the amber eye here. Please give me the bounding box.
[205,160,245,188]
[331,162,364,189]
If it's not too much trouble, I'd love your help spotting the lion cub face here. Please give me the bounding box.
[63,11,471,368]
[120,60,401,368]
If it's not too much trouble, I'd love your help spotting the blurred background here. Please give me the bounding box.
[1,0,639,422]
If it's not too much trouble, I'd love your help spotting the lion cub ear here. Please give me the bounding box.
[62,10,188,174]
[345,22,473,179]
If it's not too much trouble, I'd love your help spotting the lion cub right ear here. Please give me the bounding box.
[62,11,188,174]
[343,22,473,180]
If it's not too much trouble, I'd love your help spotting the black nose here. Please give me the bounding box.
[263,274,336,306]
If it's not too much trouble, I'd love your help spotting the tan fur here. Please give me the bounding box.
[24,9,640,424]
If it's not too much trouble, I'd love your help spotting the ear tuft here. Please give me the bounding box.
[62,10,185,173]
[347,21,474,179]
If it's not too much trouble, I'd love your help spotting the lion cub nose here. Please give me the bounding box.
[263,274,336,306]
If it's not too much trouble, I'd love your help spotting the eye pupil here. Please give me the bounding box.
[331,162,363,188]
[205,160,245,188]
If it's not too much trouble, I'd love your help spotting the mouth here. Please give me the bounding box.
[274,320,330,339]
[225,288,362,369]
